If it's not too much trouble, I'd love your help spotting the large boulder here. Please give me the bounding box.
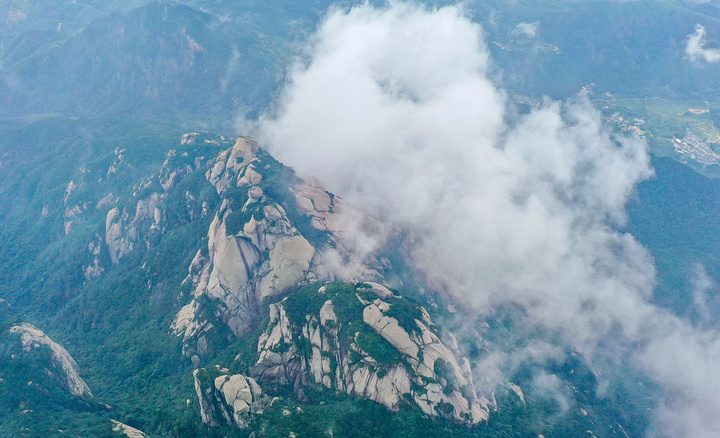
[7,323,92,398]
[194,366,267,428]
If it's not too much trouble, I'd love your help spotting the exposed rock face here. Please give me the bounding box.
[111,420,150,438]
[104,190,164,263]
[172,137,349,358]
[84,236,105,280]
[64,203,85,235]
[248,283,490,425]
[8,323,92,398]
[63,180,95,235]
[207,136,260,195]
[508,382,525,404]
[291,178,343,236]
[98,133,226,269]
[105,206,133,263]
[194,366,267,428]
[63,146,130,236]
[176,137,492,427]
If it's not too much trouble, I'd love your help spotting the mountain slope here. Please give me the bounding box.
[0,125,674,436]
[0,1,283,120]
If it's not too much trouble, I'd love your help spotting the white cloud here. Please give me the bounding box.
[251,3,720,436]
[690,262,715,326]
[686,24,720,63]
[642,323,720,438]
[514,21,539,38]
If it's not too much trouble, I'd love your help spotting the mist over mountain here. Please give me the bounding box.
[1,1,720,437]
[252,4,720,436]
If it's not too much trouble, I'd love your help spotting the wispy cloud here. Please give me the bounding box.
[513,21,539,38]
[251,3,720,436]
[690,262,716,326]
[686,24,720,63]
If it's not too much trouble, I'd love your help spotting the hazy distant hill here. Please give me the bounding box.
[0,0,148,68]
[4,0,720,119]
[0,1,286,121]
[471,0,720,99]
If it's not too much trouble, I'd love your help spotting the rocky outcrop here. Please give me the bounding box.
[106,147,131,178]
[206,136,260,195]
[194,366,267,428]
[111,420,150,438]
[176,137,493,427]
[291,178,343,236]
[105,206,135,263]
[247,282,490,425]
[99,133,227,267]
[84,236,105,280]
[63,180,94,235]
[104,189,164,263]
[173,137,350,358]
[8,323,92,398]
[63,146,129,236]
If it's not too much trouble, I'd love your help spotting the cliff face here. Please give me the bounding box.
[194,282,491,428]
[171,137,351,360]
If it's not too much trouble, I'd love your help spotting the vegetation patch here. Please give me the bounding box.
[224,200,268,236]
[435,401,455,417]
[224,186,250,209]
[329,284,366,345]
[434,358,457,394]
[224,209,246,236]
[283,283,327,327]
[194,366,225,389]
[329,284,364,325]
[356,327,402,367]
[386,296,424,334]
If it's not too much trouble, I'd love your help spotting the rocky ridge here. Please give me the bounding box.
[102,134,228,267]
[7,323,92,398]
[172,136,351,360]
[163,135,496,429]
[194,282,491,428]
